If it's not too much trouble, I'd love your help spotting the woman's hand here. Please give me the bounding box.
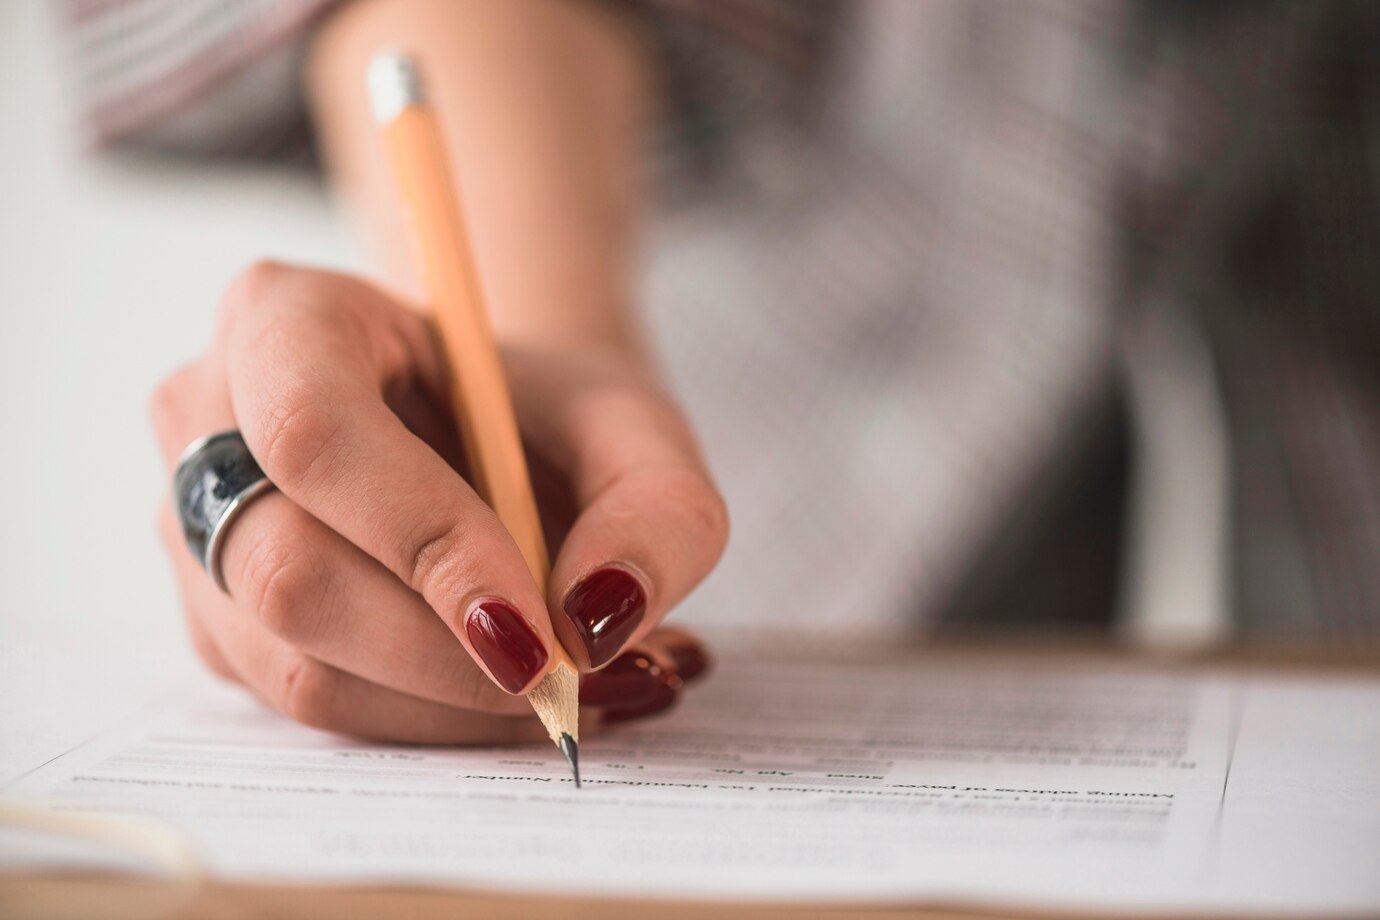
[150,262,726,742]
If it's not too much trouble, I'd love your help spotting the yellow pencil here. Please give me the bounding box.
[366,50,580,785]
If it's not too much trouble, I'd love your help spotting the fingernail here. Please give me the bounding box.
[665,640,711,682]
[581,650,673,708]
[464,601,549,694]
[563,567,647,668]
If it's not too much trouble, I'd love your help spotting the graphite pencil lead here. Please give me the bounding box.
[559,733,580,788]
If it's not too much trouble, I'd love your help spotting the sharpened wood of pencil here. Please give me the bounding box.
[366,50,580,786]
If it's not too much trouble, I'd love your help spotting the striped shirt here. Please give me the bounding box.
[60,0,1380,640]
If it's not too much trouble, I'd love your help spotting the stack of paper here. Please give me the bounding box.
[3,652,1378,916]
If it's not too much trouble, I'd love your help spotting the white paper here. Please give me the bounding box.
[4,656,1378,916]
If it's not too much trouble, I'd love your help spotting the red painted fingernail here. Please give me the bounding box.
[465,601,549,694]
[601,677,680,725]
[563,568,647,669]
[581,650,672,708]
[665,640,711,682]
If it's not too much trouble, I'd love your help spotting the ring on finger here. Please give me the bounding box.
[173,430,276,592]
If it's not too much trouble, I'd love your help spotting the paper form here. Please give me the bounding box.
[3,656,1378,916]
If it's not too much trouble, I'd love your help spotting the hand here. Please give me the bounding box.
[150,262,727,742]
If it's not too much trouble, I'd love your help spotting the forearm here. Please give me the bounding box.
[308,0,653,357]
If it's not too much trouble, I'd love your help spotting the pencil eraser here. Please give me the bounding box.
[367,49,425,124]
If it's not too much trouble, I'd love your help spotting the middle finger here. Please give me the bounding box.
[154,353,529,717]
[217,492,531,717]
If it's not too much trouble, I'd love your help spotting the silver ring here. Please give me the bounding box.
[173,431,276,593]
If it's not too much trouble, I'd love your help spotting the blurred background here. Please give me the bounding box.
[0,0,356,640]
[2,0,1377,655]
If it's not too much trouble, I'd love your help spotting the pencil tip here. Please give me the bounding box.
[558,733,580,789]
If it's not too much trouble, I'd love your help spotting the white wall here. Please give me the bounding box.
[0,1,361,638]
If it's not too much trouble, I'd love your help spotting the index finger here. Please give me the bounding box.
[221,263,554,696]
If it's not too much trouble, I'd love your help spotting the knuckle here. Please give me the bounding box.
[279,656,340,729]
[402,521,475,601]
[217,261,325,348]
[240,526,327,644]
[252,376,343,490]
[222,260,292,318]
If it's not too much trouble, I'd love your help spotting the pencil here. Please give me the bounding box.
[366,50,580,786]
